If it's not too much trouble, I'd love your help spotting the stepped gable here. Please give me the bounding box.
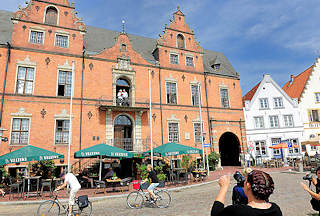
[12,0,85,31]
[157,6,203,54]
[282,65,313,101]
[242,82,261,106]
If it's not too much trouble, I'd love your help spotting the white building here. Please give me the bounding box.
[243,74,304,162]
[283,58,320,156]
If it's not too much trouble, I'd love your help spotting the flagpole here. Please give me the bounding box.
[198,83,206,172]
[148,69,153,168]
[67,61,75,173]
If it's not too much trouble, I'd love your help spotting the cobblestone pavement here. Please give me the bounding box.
[0,172,317,216]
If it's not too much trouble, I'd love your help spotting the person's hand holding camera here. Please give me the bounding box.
[301,182,309,192]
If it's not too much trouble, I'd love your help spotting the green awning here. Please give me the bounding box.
[144,142,203,157]
[74,143,133,158]
[0,145,64,165]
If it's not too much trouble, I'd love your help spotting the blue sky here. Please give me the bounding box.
[2,0,320,95]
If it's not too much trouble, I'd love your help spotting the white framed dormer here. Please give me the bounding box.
[56,60,73,97]
[9,108,32,146]
[14,56,37,95]
[29,26,45,45]
[190,78,202,106]
[185,53,194,67]
[54,30,70,48]
[53,109,72,146]
[165,75,178,105]
[167,114,181,143]
[169,51,179,65]
[43,5,60,26]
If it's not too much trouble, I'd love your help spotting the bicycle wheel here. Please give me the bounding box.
[155,190,171,208]
[37,200,60,216]
[126,191,144,209]
[79,201,92,216]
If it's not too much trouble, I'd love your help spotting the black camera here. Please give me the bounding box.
[233,171,245,187]
[303,174,313,182]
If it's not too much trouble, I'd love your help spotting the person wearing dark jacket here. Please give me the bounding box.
[142,164,159,201]
[211,170,282,216]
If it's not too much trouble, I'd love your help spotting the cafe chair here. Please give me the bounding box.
[9,177,21,200]
[40,179,53,197]
[119,177,132,192]
[94,180,107,196]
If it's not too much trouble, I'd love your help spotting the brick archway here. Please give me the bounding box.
[219,132,241,166]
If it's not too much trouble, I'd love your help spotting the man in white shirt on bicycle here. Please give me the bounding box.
[55,173,81,216]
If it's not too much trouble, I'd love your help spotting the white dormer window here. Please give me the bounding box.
[274,97,283,108]
[259,98,269,109]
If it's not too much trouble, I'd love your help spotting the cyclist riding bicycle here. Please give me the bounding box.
[142,164,159,202]
[55,172,81,216]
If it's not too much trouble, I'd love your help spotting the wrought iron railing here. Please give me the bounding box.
[105,138,152,152]
[96,95,150,108]
[116,97,130,107]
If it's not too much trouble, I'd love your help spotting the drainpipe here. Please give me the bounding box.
[79,46,85,172]
[203,72,212,150]
[158,64,164,145]
[0,42,11,127]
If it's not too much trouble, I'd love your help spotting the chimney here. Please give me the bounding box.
[290,75,294,84]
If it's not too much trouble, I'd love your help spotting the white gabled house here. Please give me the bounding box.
[243,74,304,162]
[283,58,320,156]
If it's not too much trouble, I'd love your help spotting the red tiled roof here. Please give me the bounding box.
[282,65,314,100]
[242,82,261,107]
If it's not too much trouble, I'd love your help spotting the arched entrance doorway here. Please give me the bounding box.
[219,132,241,166]
[114,115,133,151]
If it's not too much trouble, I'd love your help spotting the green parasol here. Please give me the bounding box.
[144,142,203,157]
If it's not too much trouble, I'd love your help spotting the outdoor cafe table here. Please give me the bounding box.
[173,168,187,182]
[192,170,207,181]
[22,176,41,199]
[106,178,122,192]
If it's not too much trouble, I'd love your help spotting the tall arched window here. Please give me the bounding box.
[45,7,58,25]
[116,78,130,106]
[177,34,185,49]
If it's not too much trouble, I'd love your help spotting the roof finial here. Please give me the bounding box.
[122,19,125,34]
[177,5,180,11]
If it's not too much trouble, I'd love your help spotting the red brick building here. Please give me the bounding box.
[0,0,246,176]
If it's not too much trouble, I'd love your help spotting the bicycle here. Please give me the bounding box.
[126,182,171,209]
[37,192,92,216]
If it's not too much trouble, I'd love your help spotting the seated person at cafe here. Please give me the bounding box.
[104,168,114,179]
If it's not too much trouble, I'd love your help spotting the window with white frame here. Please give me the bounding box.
[170,53,178,64]
[16,66,34,95]
[29,30,44,44]
[271,138,281,156]
[315,93,320,103]
[55,120,70,144]
[220,88,229,108]
[269,115,279,128]
[191,84,200,106]
[193,123,203,143]
[168,122,179,143]
[254,116,264,129]
[311,145,317,151]
[283,115,294,127]
[166,82,177,104]
[57,70,72,96]
[186,56,194,67]
[274,97,283,108]
[55,34,68,48]
[259,98,269,109]
[309,110,320,122]
[255,141,267,156]
[10,118,30,145]
[288,138,299,154]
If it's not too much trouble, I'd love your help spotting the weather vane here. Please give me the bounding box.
[122,19,125,34]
